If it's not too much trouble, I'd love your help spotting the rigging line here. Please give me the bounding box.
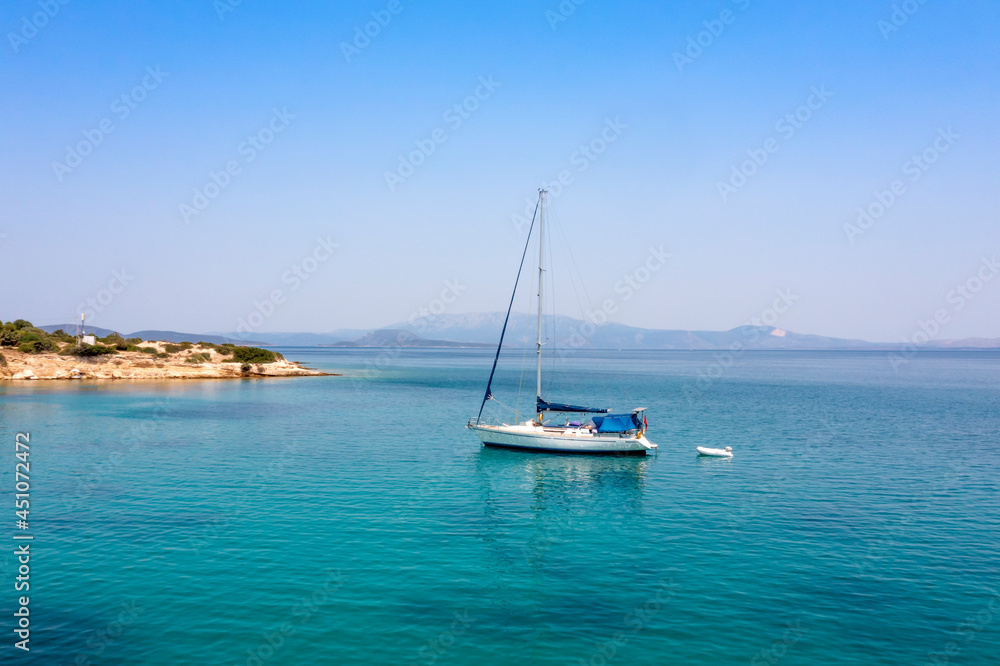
[489,395,518,416]
[550,210,588,393]
[514,256,536,424]
[476,198,539,425]
[549,210,563,393]
[552,208,599,332]
[551,211,588,336]
[550,207,612,401]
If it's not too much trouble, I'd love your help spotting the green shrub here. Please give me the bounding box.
[179,341,193,350]
[11,319,32,330]
[0,352,6,367]
[50,329,76,343]
[124,344,140,352]
[163,344,183,354]
[71,344,118,357]
[125,337,142,344]
[1,329,22,347]
[99,333,128,350]
[240,362,252,373]
[138,347,157,354]
[17,331,45,344]
[18,338,56,354]
[229,346,276,364]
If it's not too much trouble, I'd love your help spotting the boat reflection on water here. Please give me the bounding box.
[488,447,650,503]
[473,446,653,573]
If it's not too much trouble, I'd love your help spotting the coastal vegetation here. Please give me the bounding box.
[0,319,319,380]
[0,319,280,363]
[230,346,279,364]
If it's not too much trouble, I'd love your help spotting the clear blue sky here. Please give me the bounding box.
[2,0,998,341]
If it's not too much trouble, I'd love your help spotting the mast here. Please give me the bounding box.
[475,198,539,425]
[536,189,547,419]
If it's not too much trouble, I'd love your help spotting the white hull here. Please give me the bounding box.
[469,423,656,456]
[696,446,732,457]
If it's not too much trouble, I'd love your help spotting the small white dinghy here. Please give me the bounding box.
[697,446,733,458]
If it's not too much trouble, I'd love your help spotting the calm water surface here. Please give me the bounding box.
[1,349,998,665]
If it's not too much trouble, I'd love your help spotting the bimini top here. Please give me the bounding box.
[592,412,643,433]
[537,398,610,414]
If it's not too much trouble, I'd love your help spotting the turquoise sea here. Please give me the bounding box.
[2,349,999,665]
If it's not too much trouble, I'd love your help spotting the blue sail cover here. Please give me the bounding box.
[592,413,642,433]
[536,398,610,414]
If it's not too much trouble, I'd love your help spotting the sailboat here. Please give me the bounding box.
[466,189,657,456]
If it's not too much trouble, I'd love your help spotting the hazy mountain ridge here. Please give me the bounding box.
[39,325,252,345]
[38,316,1000,350]
[386,312,1000,350]
[326,329,491,348]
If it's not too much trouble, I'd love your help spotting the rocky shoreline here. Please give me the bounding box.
[0,341,332,381]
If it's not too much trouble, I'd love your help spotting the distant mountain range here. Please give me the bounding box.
[384,312,1000,351]
[39,313,1000,350]
[39,325,260,346]
[325,329,491,348]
